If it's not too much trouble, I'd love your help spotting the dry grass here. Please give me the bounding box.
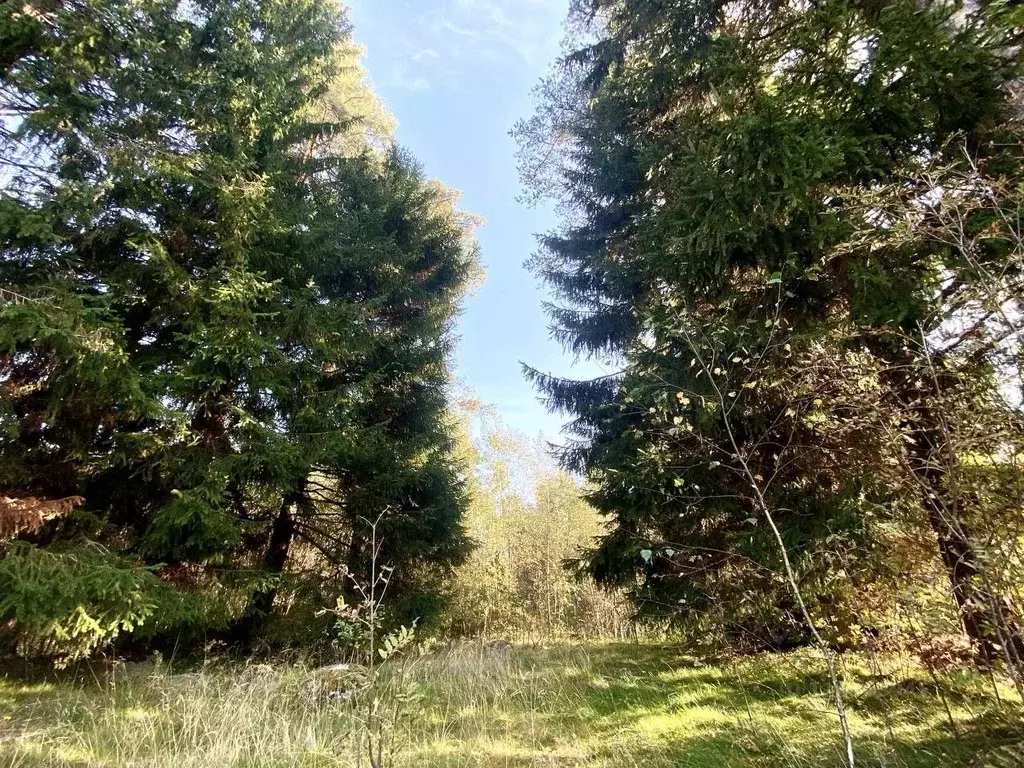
[1,643,1021,767]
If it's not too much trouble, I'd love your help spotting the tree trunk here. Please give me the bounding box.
[918,461,999,660]
[229,489,302,647]
[886,362,1021,663]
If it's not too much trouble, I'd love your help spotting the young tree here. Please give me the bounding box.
[443,404,627,641]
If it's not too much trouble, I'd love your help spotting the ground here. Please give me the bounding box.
[1,643,1021,767]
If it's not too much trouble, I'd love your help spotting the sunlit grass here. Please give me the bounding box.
[1,643,1021,767]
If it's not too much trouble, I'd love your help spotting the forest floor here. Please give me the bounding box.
[1,643,1022,767]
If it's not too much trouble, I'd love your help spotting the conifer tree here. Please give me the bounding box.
[0,0,477,653]
[518,0,1024,657]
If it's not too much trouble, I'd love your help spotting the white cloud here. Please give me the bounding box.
[389,72,433,91]
[352,0,567,92]
[411,47,441,61]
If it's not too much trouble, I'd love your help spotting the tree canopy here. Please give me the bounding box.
[0,0,479,657]
[517,0,1024,669]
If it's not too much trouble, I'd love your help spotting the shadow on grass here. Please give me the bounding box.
[2,643,1023,768]
[530,645,1023,768]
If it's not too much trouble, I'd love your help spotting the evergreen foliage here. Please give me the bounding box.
[517,0,1024,659]
[0,0,478,655]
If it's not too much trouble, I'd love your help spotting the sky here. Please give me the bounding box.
[345,0,608,441]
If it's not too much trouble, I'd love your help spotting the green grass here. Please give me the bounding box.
[1,643,1021,767]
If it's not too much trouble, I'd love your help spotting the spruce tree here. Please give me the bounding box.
[518,0,1024,655]
[0,0,476,654]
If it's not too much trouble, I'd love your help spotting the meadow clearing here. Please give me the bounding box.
[1,643,1021,768]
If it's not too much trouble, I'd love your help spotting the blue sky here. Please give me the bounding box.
[346,0,609,440]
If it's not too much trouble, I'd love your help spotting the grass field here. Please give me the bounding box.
[1,643,1022,767]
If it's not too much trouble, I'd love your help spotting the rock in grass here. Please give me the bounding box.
[484,641,513,662]
[315,663,355,676]
[300,663,367,707]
